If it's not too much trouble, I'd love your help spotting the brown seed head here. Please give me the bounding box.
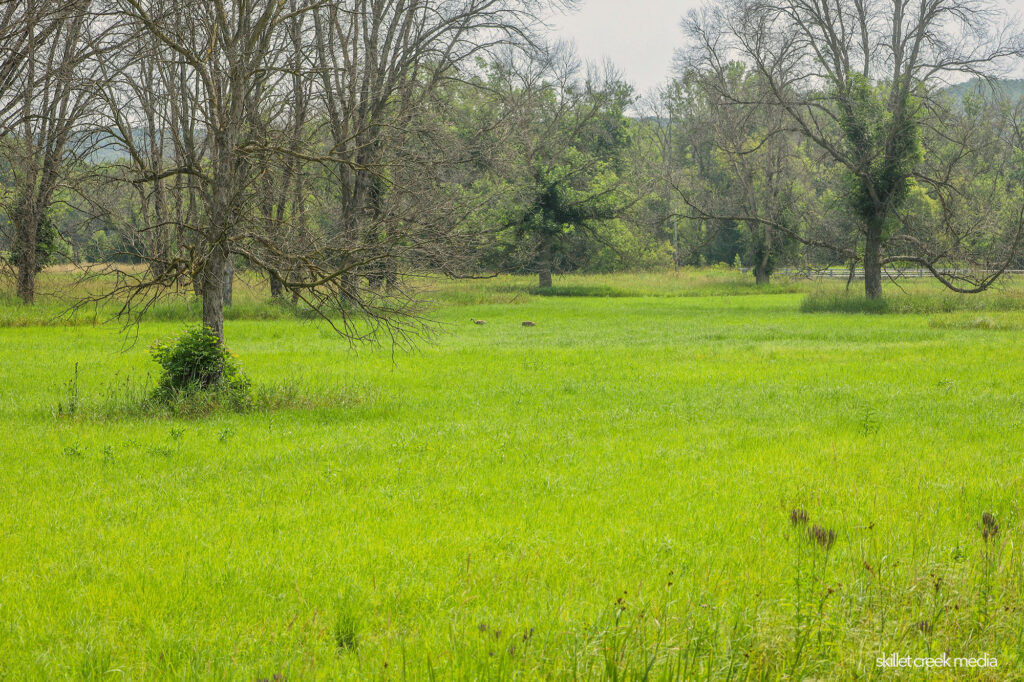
[808,524,837,550]
[981,512,999,542]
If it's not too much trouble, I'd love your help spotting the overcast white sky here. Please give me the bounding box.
[549,0,705,95]
[549,0,1024,95]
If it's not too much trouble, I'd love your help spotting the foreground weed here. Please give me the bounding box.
[788,509,839,677]
[53,362,80,418]
[61,443,86,458]
[976,512,1003,629]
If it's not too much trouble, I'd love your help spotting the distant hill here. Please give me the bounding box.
[943,78,1024,102]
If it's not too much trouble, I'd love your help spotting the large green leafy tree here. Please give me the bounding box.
[832,75,924,297]
[518,148,626,287]
[471,53,635,287]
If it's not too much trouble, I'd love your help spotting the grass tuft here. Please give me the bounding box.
[800,293,891,314]
[927,312,1024,330]
[802,289,1024,314]
[53,372,358,420]
[528,284,640,297]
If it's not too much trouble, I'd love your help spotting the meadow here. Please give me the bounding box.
[2,268,1024,680]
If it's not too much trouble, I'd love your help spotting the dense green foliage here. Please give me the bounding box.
[4,213,61,271]
[835,75,924,237]
[149,324,249,399]
[459,64,649,283]
[6,66,1023,299]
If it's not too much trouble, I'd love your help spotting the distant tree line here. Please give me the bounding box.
[2,0,1024,347]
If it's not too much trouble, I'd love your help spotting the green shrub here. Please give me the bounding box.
[149,325,250,402]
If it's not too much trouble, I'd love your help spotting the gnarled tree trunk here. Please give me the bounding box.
[201,243,228,342]
[13,208,38,304]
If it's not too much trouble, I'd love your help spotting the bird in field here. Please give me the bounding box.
[521,321,536,327]
[472,319,487,325]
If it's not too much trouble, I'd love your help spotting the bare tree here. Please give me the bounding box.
[306,0,552,292]
[84,0,274,336]
[0,0,96,303]
[74,0,557,366]
[0,0,73,134]
[634,85,684,269]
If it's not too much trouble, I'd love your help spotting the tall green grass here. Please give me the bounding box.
[3,273,1024,678]
[801,287,1024,314]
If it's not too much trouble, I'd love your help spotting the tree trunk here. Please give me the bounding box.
[754,246,771,285]
[202,245,228,342]
[14,211,38,304]
[864,224,883,300]
[538,235,553,288]
[223,257,233,307]
[269,272,283,298]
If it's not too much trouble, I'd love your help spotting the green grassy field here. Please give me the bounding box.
[2,269,1023,680]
